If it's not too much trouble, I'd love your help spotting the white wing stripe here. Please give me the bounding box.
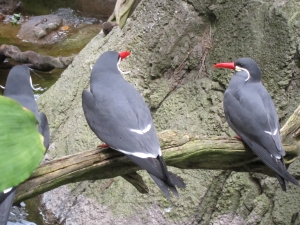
[117,148,156,158]
[3,187,12,193]
[264,128,278,136]
[130,124,151,135]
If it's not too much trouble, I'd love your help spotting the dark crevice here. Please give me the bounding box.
[249,174,263,195]
[150,24,214,112]
[189,171,232,224]
[291,212,299,225]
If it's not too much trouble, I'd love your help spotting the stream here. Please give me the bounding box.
[0,1,113,224]
[0,7,104,96]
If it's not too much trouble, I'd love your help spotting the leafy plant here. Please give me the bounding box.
[0,96,46,192]
[12,13,21,26]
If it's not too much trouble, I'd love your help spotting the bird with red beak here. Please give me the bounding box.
[82,51,186,198]
[214,58,298,190]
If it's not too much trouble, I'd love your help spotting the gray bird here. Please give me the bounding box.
[214,58,298,190]
[82,51,186,198]
[0,65,50,225]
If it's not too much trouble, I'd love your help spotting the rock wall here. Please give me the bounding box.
[0,0,20,14]
[37,0,300,224]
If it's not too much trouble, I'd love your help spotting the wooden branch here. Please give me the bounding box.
[108,0,139,28]
[281,105,300,143]
[15,125,299,203]
[0,44,74,71]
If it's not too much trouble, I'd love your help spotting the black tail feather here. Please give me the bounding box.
[168,171,186,188]
[126,155,186,198]
[275,158,298,191]
[149,174,178,199]
[275,174,287,191]
[278,159,298,186]
[247,141,298,187]
[156,155,186,188]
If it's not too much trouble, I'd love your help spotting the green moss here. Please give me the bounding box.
[37,0,300,224]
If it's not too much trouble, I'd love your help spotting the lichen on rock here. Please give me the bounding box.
[37,0,300,224]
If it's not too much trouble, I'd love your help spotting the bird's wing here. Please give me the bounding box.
[127,155,186,198]
[224,86,284,158]
[258,87,284,155]
[38,112,50,151]
[223,87,298,184]
[82,89,160,157]
[240,134,298,185]
[0,188,16,225]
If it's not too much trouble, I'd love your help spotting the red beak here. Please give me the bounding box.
[119,51,131,60]
[213,62,235,70]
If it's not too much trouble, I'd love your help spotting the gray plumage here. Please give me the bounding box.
[0,65,50,225]
[82,51,185,198]
[223,58,298,190]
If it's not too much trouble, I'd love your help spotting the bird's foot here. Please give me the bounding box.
[234,135,243,141]
[97,143,109,149]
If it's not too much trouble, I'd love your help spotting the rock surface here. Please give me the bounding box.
[0,0,20,14]
[37,0,300,224]
[18,15,63,44]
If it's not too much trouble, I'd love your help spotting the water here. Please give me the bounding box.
[0,8,103,96]
[0,3,110,224]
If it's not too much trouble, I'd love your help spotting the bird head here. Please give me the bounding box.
[4,65,37,96]
[213,58,261,82]
[92,51,131,76]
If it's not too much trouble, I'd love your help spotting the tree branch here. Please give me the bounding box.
[108,0,140,28]
[15,119,299,203]
[281,105,300,143]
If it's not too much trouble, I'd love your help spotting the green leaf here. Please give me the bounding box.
[13,14,21,19]
[0,96,45,193]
